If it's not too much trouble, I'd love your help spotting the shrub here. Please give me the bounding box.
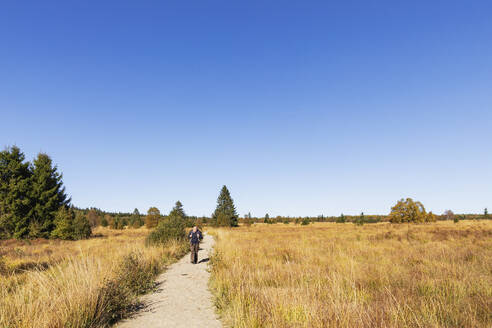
[146,216,186,246]
[51,206,75,240]
[336,214,346,223]
[0,256,6,275]
[73,213,92,239]
[51,206,92,240]
[301,218,310,225]
[354,212,365,226]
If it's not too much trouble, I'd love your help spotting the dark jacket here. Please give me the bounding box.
[188,229,203,244]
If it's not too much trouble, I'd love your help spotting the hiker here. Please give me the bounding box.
[188,226,203,264]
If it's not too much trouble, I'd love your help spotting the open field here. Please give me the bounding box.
[0,227,188,328]
[210,221,492,328]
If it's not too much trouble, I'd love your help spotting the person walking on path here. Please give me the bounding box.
[188,226,203,264]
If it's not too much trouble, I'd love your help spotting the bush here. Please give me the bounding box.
[301,218,310,225]
[51,206,75,240]
[336,214,346,224]
[51,206,92,240]
[73,213,92,239]
[146,216,186,246]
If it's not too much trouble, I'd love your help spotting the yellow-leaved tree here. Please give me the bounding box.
[388,198,436,223]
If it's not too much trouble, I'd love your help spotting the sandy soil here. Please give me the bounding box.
[115,233,221,328]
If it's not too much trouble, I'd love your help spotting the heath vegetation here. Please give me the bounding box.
[0,227,188,327]
[210,221,492,328]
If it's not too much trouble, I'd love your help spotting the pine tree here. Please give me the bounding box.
[211,186,238,227]
[0,146,32,239]
[29,153,70,238]
[170,201,186,219]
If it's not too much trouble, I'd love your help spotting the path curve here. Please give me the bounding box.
[116,234,221,328]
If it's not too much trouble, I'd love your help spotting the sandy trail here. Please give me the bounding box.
[115,234,221,328]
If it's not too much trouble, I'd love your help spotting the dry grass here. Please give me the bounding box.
[0,227,188,327]
[209,221,492,328]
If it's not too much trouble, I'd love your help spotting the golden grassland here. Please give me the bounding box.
[0,227,188,328]
[209,221,492,328]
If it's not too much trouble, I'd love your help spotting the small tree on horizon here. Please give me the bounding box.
[443,210,455,221]
[145,207,160,228]
[388,198,436,223]
[171,201,186,219]
[211,186,238,227]
[336,213,346,223]
[146,201,187,246]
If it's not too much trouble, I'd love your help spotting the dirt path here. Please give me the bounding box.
[116,234,221,328]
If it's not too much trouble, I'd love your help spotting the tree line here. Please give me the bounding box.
[2,145,489,241]
[239,199,490,226]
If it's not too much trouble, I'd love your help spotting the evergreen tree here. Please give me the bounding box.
[485,208,489,220]
[354,212,365,226]
[51,206,75,240]
[336,213,346,223]
[73,212,91,239]
[264,213,270,224]
[0,146,32,239]
[170,201,186,219]
[29,153,70,238]
[129,208,140,227]
[211,186,238,227]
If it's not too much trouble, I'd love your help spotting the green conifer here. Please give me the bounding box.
[73,212,92,239]
[211,186,238,227]
[0,146,32,239]
[29,153,70,238]
[51,206,75,240]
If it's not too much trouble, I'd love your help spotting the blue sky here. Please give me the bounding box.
[1,1,491,216]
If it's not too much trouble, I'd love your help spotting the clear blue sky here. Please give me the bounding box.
[1,1,491,217]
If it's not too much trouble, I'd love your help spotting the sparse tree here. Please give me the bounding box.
[336,213,346,224]
[443,210,455,221]
[86,209,100,227]
[354,212,365,226]
[145,207,160,228]
[101,216,108,227]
